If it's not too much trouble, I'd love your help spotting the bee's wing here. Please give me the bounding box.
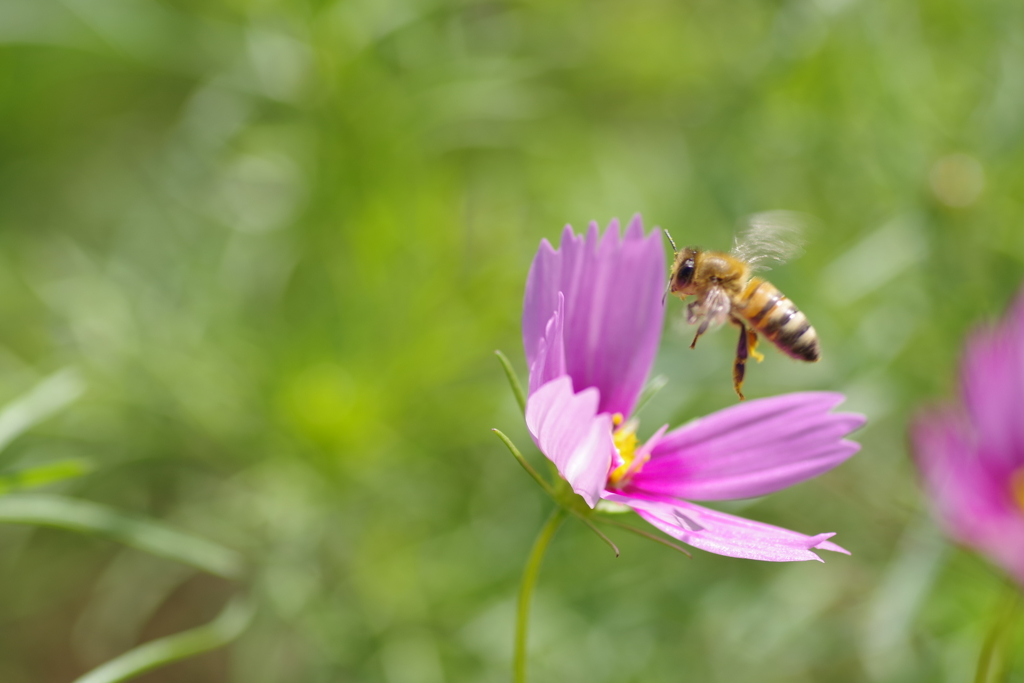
[731,210,809,271]
[686,285,733,330]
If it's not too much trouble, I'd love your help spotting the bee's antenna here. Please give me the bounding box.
[663,229,678,254]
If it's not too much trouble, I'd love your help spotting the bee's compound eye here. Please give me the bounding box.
[676,258,695,285]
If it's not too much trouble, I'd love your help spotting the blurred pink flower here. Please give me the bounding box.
[912,289,1024,584]
[523,216,865,562]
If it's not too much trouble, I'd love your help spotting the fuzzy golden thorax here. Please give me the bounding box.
[670,248,751,299]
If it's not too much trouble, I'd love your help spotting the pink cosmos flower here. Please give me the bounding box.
[912,287,1024,585]
[523,216,865,562]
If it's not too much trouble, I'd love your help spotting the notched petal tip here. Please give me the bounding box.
[607,493,846,563]
[834,412,868,434]
[632,389,868,501]
[819,542,851,556]
[771,391,856,417]
[803,532,851,558]
[558,225,580,251]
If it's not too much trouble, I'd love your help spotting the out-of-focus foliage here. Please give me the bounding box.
[1,0,1024,680]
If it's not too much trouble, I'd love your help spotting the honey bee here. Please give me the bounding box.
[665,212,820,400]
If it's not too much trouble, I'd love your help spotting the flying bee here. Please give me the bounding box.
[665,212,820,400]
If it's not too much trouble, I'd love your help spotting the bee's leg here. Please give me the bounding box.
[690,318,711,349]
[733,321,749,401]
[685,300,701,325]
[689,301,709,348]
[747,328,765,363]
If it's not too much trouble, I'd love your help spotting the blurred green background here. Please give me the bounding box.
[1,0,1023,680]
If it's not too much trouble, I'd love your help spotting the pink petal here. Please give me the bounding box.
[525,376,615,508]
[959,290,1024,470]
[527,294,566,396]
[605,492,846,562]
[522,215,666,417]
[911,408,1024,584]
[625,392,864,501]
[635,424,669,462]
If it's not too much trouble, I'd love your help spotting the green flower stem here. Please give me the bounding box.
[515,506,567,683]
[974,581,1021,683]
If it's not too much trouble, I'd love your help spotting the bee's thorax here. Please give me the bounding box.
[692,250,750,297]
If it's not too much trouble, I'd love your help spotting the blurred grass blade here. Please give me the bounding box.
[632,374,667,416]
[0,368,85,454]
[0,494,244,579]
[0,458,94,495]
[494,350,526,415]
[71,597,255,683]
[973,581,1021,683]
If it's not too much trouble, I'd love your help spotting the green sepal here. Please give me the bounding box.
[494,350,527,415]
[492,428,554,496]
[492,429,618,557]
[594,515,692,558]
[595,500,632,514]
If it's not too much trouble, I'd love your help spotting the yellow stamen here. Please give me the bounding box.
[1011,469,1024,513]
[609,419,648,486]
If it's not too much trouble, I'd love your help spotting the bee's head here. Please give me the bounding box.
[670,247,699,295]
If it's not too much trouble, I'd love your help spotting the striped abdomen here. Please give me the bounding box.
[734,277,820,362]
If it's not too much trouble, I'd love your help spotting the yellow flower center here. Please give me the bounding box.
[1011,468,1024,513]
[608,413,647,486]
